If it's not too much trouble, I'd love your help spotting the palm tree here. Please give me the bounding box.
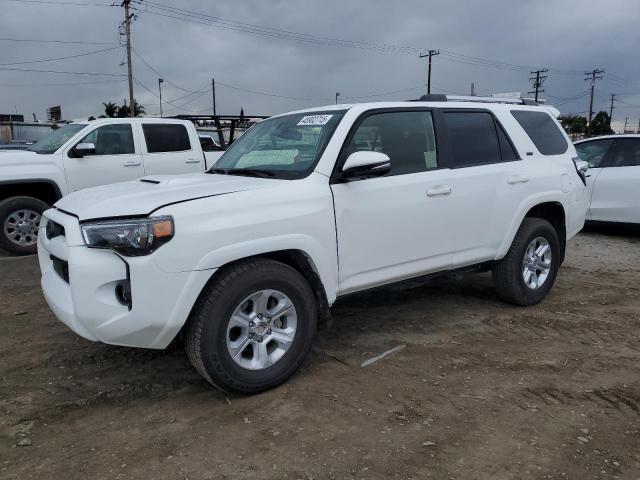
[103,101,118,118]
[116,99,146,117]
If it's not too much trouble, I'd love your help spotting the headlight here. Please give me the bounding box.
[81,216,174,256]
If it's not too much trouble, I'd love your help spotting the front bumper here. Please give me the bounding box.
[38,209,215,349]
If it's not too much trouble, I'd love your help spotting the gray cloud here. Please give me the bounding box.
[1,0,639,128]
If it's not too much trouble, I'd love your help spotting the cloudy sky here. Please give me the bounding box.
[1,0,639,130]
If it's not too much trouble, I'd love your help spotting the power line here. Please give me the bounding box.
[0,45,121,66]
[551,90,590,107]
[0,66,126,76]
[3,0,112,6]
[133,77,200,113]
[0,79,125,86]
[132,48,202,94]
[0,37,118,45]
[132,0,420,55]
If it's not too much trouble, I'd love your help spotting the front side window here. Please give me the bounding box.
[78,124,135,155]
[575,139,614,168]
[344,110,438,176]
[511,110,568,155]
[213,111,346,179]
[30,123,87,154]
[603,139,640,167]
[444,111,502,167]
[143,124,191,153]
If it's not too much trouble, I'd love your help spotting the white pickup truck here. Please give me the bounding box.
[0,117,223,255]
[38,97,588,394]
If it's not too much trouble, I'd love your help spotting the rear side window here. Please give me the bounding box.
[443,111,502,167]
[511,110,568,155]
[142,124,191,153]
[496,123,519,161]
[603,139,640,167]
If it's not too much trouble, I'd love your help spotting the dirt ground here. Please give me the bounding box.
[1,226,639,480]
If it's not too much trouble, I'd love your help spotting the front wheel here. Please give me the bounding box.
[492,218,561,306]
[185,258,317,395]
[0,196,49,256]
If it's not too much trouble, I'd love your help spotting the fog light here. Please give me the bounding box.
[115,281,132,309]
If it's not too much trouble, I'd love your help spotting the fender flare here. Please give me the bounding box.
[192,234,339,304]
[0,178,63,202]
[496,192,567,260]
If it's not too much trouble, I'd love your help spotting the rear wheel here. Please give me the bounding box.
[0,196,49,255]
[493,218,561,306]
[185,258,317,395]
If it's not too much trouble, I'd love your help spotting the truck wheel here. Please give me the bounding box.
[185,258,317,395]
[0,196,49,256]
[492,218,560,306]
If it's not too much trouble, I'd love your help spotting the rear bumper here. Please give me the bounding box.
[38,209,215,349]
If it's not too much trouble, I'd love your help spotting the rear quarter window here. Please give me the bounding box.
[142,124,191,153]
[511,110,568,155]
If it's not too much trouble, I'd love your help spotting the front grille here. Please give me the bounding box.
[50,254,69,283]
[46,220,65,240]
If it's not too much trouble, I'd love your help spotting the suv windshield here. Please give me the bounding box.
[30,124,87,154]
[211,111,346,179]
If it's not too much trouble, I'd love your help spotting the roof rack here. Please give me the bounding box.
[411,94,539,106]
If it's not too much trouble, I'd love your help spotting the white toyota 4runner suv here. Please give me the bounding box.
[38,96,589,394]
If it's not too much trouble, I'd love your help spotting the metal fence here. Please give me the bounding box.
[0,122,56,143]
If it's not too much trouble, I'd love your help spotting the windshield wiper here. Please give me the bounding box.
[208,168,275,178]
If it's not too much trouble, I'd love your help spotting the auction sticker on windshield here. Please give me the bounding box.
[297,114,333,126]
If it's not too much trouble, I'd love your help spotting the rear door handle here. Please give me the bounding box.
[122,161,141,167]
[426,185,452,197]
[507,174,530,184]
[185,159,201,164]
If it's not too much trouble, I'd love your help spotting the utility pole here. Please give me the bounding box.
[584,68,604,136]
[335,92,340,104]
[528,68,548,102]
[624,116,628,133]
[608,93,616,128]
[158,78,164,117]
[211,78,217,116]
[121,0,135,117]
[419,49,440,95]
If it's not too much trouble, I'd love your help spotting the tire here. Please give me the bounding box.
[185,258,318,395]
[0,196,49,256]
[492,218,561,306]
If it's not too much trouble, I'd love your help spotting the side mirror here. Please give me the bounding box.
[574,159,589,175]
[341,151,391,180]
[573,158,589,183]
[73,142,96,157]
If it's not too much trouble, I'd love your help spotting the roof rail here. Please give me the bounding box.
[412,94,539,106]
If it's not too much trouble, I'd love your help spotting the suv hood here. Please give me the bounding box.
[55,173,280,221]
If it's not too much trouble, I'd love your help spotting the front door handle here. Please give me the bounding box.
[507,174,530,184]
[123,161,141,167]
[427,185,452,197]
[185,159,201,164]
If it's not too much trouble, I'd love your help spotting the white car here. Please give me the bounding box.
[37,96,588,394]
[0,118,222,255]
[574,134,640,224]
